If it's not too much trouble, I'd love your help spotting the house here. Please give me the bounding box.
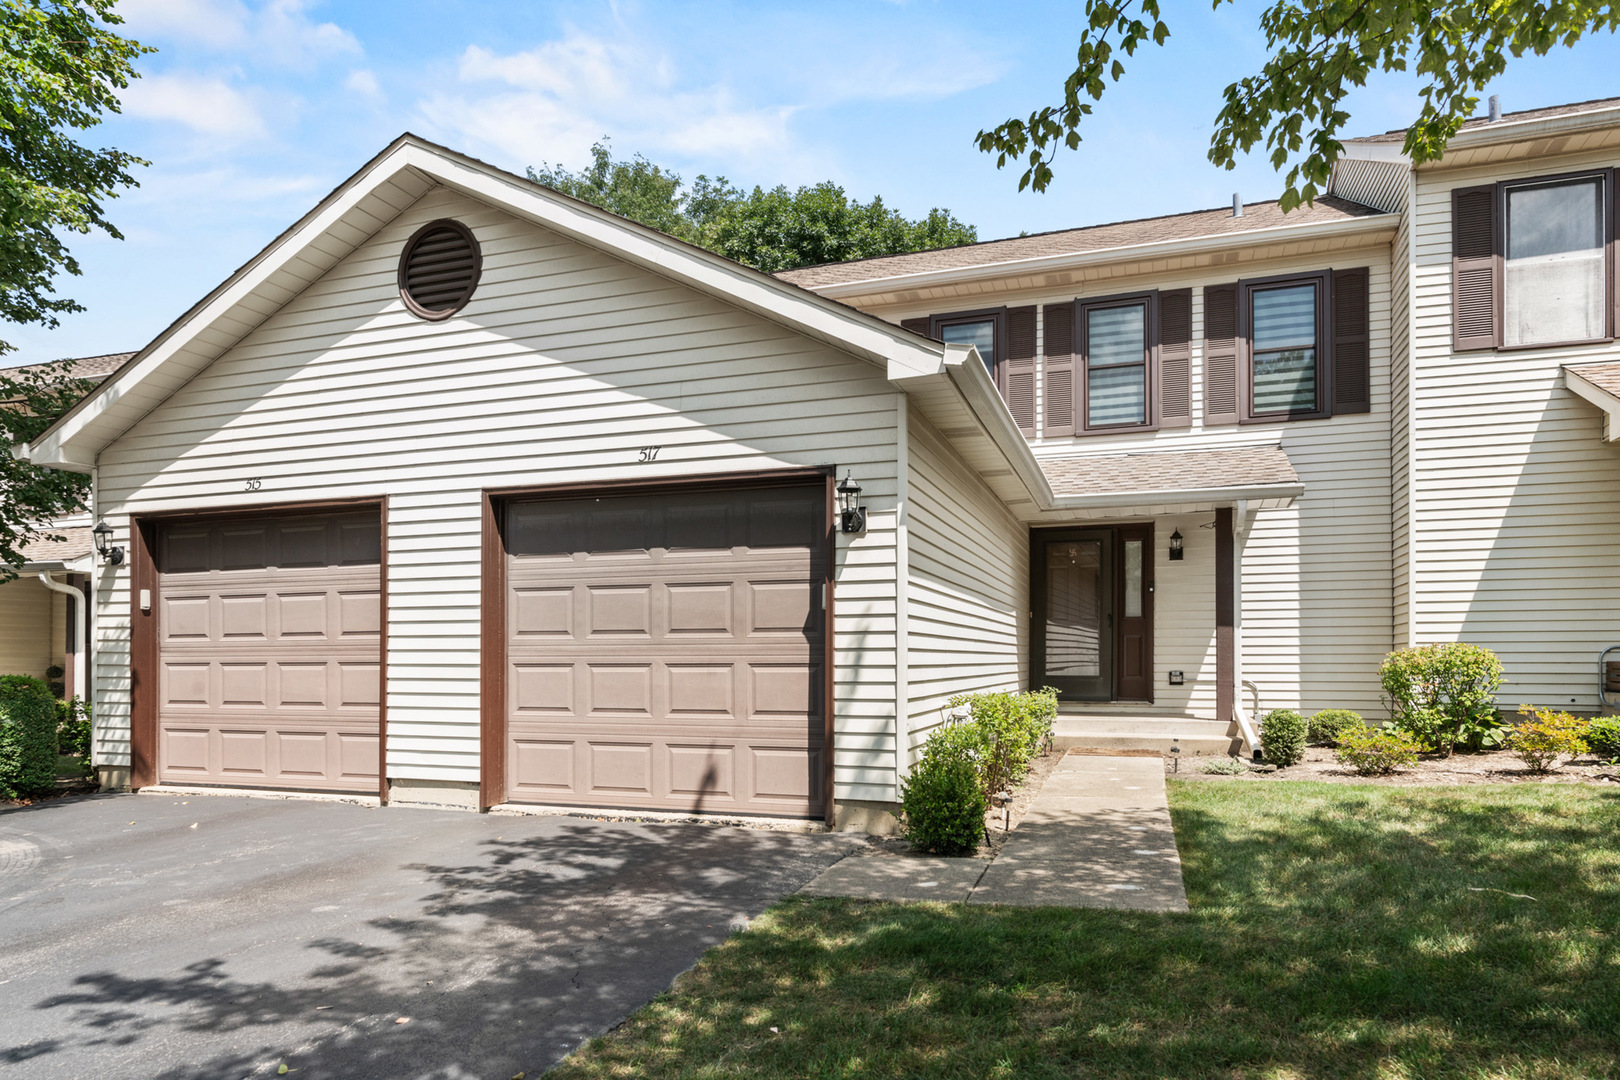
[14,97,1620,830]
[1,353,132,699]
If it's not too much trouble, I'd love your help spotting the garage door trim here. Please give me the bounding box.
[129,496,389,801]
[480,468,836,822]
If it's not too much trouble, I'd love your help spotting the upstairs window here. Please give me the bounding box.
[1504,176,1607,346]
[1249,281,1320,416]
[933,310,1002,380]
[1080,295,1153,430]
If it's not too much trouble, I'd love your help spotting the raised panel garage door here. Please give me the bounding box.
[156,512,382,792]
[505,483,827,817]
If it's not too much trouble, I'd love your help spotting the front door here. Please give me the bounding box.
[1033,526,1154,703]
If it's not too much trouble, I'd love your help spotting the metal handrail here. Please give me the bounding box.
[1234,680,1263,760]
[1600,647,1620,708]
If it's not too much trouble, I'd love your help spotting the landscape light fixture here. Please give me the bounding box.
[1168,529,1184,561]
[837,472,866,534]
[93,521,125,566]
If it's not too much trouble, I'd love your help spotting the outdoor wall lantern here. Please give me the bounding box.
[837,472,867,534]
[92,521,124,566]
[1168,530,1184,561]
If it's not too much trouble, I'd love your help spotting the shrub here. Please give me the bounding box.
[57,697,92,763]
[1505,706,1588,773]
[1586,716,1620,761]
[900,725,988,855]
[1,675,60,799]
[1201,756,1248,775]
[1309,709,1364,746]
[1379,643,1505,756]
[1335,726,1424,775]
[946,687,1058,798]
[1260,709,1308,767]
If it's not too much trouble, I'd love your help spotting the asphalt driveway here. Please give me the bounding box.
[0,792,854,1080]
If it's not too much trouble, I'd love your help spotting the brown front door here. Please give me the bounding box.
[156,512,382,792]
[1032,525,1154,703]
[503,483,826,817]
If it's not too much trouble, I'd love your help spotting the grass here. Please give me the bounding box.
[548,781,1620,1079]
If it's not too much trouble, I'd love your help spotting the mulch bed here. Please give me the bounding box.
[1173,745,1620,786]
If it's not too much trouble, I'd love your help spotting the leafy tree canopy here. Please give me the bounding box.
[529,140,977,273]
[0,0,147,576]
[976,0,1620,210]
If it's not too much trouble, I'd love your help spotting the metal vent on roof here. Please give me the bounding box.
[399,220,481,320]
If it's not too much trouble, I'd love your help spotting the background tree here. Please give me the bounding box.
[530,140,977,272]
[0,0,148,578]
[976,0,1620,209]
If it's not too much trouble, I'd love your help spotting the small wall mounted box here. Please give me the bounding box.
[1168,670,1184,685]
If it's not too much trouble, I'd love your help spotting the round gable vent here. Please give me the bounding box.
[399,219,481,320]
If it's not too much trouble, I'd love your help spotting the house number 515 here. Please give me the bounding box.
[244,478,262,491]
[637,446,661,462]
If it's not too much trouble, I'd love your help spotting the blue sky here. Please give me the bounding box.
[10,0,1620,362]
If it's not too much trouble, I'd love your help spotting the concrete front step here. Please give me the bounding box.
[1052,713,1244,757]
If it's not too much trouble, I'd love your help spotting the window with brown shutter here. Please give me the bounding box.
[929,308,1005,388]
[1240,271,1330,423]
[1158,288,1192,427]
[1005,306,1037,435]
[1078,291,1158,433]
[1451,184,1500,351]
[1203,283,1240,425]
[1042,303,1076,438]
[1332,267,1371,413]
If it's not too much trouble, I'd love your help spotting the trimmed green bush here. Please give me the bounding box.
[1308,709,1363,746]
[1506,706,1588,773]
[1,675,60,799]
[1379,642,1505,755]
[900,727,988,855]
[1586,716,1620,760]
[1335,726,1424,775]
[57,697,92,767]
[1260,709,1308,767]
[947,687,1058,798]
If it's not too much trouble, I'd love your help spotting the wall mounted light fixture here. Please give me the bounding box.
[92,521,125,566]
[836,472,866,534]
[1168,529,1184,561]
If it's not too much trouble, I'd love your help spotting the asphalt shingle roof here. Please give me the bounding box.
[1040,444,1299,498]
[1344,96,1620,145]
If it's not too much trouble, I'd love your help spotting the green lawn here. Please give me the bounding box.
[549,782,1620,1079]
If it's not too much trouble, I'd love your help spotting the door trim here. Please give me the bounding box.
[477,467,837,820]
[128,496,389,799]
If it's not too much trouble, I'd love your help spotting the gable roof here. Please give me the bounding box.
[2,351,136,383]
[1346,96,1620,145]
[15,134,966,474]
[775,195,1386,291]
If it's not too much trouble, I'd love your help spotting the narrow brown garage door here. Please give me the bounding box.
[505,483,826,817]
[156,511,382,793]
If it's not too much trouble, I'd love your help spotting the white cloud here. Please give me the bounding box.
[417,33,800,175]
[119,0,359,67]
[121,73,269,139]
[345,68,382,100]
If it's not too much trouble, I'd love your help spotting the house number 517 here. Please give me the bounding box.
[637,446,661,462]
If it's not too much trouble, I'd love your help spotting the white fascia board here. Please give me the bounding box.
[1336,142,1410,165]
[1443,105,1620,153]
[1562,366,1620,442]
[1047,482,1304,512]
[937,344,1056,507]
[804,214,1396,300]
[410,146,948,380]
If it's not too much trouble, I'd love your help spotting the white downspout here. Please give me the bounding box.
[38,571,86,702]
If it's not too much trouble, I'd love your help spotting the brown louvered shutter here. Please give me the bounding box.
[1157,289,1192,427]
[1451,184,1500,351]
[1203,283,1240,425]
[1042,303,1076,438]
[901,316,932,337]
[1332,267,1371,414]
[1005,306,1037,435]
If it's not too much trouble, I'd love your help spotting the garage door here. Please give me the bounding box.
[505,483,827,817]
[156,511,382,792]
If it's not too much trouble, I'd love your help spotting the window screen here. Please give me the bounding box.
[1085,302,1148,427]
[1505,177,1606,346]
[1250,283,1317,414]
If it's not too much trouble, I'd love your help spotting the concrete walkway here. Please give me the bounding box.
[802,753,1189,912]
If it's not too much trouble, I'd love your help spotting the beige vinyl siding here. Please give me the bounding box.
[876,245,1396,716]
[0,577,53,680]
[90,185,905,802]
[1410,148,1620,708]
[1389,169,1416,650]
[903,406,1028,761]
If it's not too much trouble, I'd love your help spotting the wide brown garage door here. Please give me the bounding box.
[505,483,827,817]
[156,511,382,793]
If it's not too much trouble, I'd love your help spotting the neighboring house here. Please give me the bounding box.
[13,98,1620,829]
[1,354,131,697]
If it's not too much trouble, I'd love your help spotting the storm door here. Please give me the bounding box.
[1033,531,1112,700]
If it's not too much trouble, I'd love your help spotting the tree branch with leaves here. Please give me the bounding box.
[976,0,1620,209]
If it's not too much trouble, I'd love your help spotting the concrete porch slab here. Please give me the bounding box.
[799,855,989,903]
